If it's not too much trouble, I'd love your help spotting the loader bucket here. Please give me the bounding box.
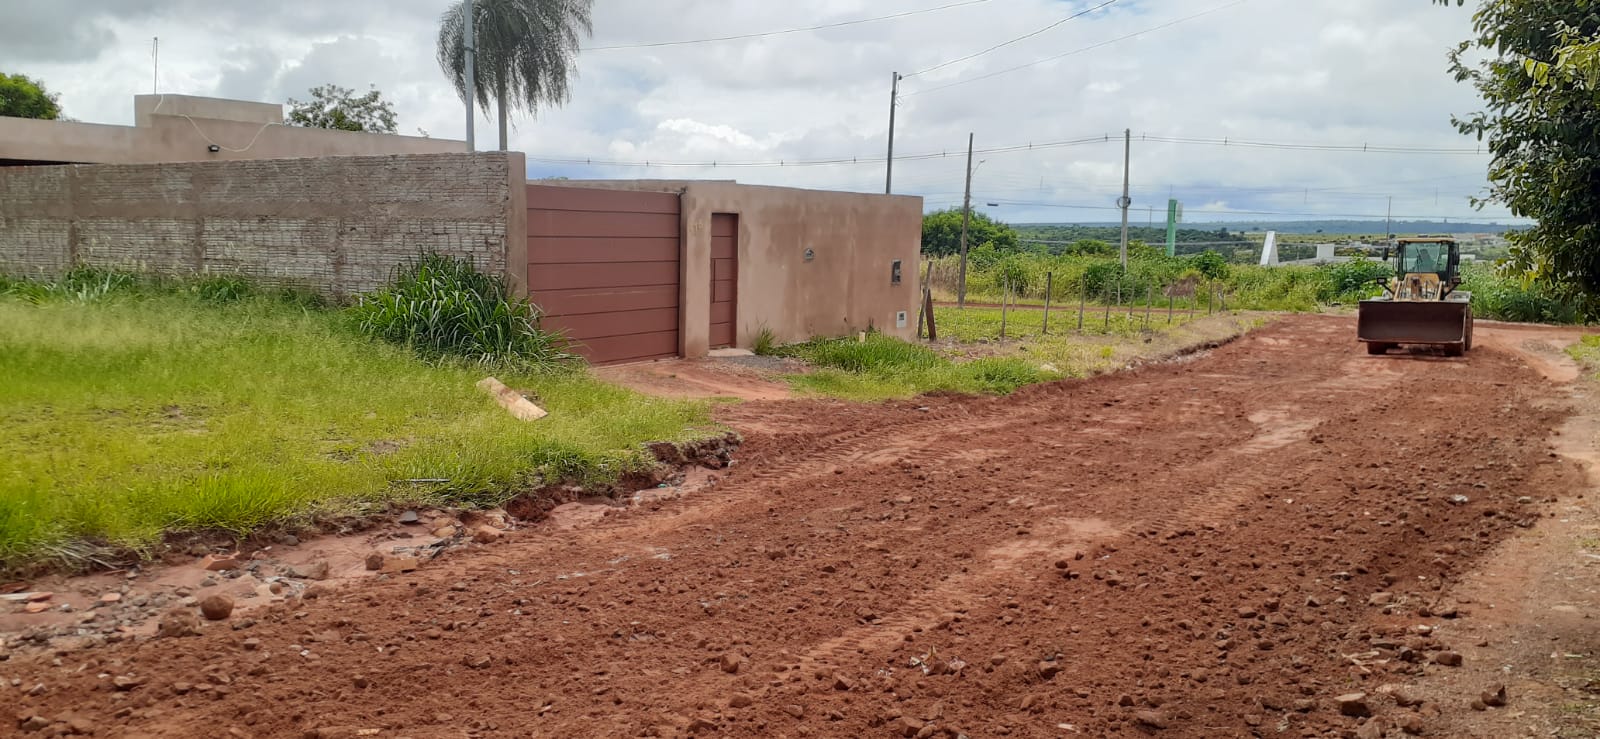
[1357,299,1471,347]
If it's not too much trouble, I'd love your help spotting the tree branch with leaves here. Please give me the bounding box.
[287,84,398,134]
[0,73,62,120]
[1437,0,1600,313]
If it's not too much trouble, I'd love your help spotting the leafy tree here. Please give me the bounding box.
[0,73,61,120]
[921,208,1021,257]
[1065,239,1113,256]
[1441,0,1600,306]
[437,0,594,151]
[287,84,398,133]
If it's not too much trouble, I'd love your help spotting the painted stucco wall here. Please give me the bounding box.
[679,182,922,355]
[0,94,461,165]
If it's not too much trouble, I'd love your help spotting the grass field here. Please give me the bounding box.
[779,332,1053,401]
[776,305,1260,401]
[935,305,1263,377]
[0,290,711,568]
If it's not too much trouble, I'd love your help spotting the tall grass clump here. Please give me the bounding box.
[794,333,944,372]
[351,253,574,370]
[751,327,779,356]
[1460,263,1581,324]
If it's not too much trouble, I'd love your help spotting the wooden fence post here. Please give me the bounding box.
[916,261,933,340]
[1103,285,1112,332]
[1077,279,1086,333]
[1043,272,1053,336]
[1000,280,1009,341]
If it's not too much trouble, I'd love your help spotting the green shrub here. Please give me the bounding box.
[1319,258,1392,303]
[350,252,575,370]
[995,256,1033,296]
[1081,260,1123,296]
[1460,263,1579,323]
[1191,250,1229,280]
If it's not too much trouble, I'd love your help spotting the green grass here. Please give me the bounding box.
[932,305,1259,379]
[770,303,1262,402]
[778,333,1055,401]
[934,301,1205,341]
[1567,335,1600,372]
[0,287,711,568]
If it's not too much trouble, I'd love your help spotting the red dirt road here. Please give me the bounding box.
[3,315,1590,738]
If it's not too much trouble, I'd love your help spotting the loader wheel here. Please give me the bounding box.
[1366,342,1390,355]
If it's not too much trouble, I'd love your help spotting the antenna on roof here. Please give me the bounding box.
[152,37,159,94]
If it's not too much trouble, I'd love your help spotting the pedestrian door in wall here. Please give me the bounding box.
[709,213,738,349]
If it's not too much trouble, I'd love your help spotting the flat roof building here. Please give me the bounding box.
[0,94,461,166]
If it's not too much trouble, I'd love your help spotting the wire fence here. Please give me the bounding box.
[919,268,1231,341]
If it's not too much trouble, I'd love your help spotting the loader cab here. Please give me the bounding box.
[1390,238,1461,283]
[1385,238,1461,300]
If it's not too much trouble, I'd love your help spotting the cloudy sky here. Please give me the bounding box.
[2,0,1517,225]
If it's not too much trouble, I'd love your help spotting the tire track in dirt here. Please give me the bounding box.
[798,516,1118,672]
[788,322,1389,677]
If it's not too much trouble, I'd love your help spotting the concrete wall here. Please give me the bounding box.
[134,95,283,128]
[1,94,462,165]
[0,152,523,299]
[557,179,923,357]
[680,182,922,355]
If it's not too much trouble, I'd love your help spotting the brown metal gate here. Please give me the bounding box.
[710,213,737,348]
[526,185,682,364]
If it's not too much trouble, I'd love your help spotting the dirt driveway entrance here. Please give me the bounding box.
[4,314,1594,738]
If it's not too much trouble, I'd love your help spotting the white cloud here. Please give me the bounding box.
[0,0,1516,225]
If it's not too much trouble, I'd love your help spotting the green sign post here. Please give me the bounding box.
[1164,199,1182,257]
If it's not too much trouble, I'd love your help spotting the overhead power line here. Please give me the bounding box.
[984,198,1517,222]
[905,0,1120,77]
[905,0,1250,96]
[529,131,1489,171]
[525,134,1116,168]
[588,0,990,51]
[1139,134,1486,155]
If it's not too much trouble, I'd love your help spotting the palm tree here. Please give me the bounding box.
[437,0,593,151]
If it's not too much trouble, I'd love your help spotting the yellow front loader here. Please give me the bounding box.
[1357,237,1474,356]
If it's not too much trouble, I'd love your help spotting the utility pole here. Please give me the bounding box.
[1117,128,1132,269]
[885,72,901,194]
[957,132,975,309]
[463,1,476,153]
[1385,196,1393,244]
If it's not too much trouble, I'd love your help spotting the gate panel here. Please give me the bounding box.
[526,186,681,364]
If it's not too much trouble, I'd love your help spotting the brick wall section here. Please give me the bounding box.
[0,152,513,298]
